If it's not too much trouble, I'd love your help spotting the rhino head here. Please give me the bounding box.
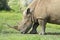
[18,8,34,33]
[7,8,34,34]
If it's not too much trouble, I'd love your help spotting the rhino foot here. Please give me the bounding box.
[30,30,38,34]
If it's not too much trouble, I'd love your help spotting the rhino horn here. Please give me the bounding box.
[5,23,19,30]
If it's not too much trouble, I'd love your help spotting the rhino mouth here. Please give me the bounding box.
[20,23,33,34]
[18,20,33,34]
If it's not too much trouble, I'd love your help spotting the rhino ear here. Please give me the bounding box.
[26,8,31,14]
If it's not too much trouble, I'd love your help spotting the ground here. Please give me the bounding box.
[0,11,60,40]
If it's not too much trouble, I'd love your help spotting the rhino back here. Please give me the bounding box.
[33,0,60,24]
[47,0,60,24]
[33,0,50,19]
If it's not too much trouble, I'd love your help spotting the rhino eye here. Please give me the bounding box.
[26,8,30,14]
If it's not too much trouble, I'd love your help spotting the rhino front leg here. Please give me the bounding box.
[30,22,39,34]
[38,19,46,35]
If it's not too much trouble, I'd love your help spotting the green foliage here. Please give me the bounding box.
[8,0,20,12]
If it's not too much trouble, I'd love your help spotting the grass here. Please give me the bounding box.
[0,34,60,40]
[0,11,22,33]
[0,11,60,40]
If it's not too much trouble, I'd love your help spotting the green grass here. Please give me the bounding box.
[0,34,60,40]
[0,11,22,33]
[0,11,60,40]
